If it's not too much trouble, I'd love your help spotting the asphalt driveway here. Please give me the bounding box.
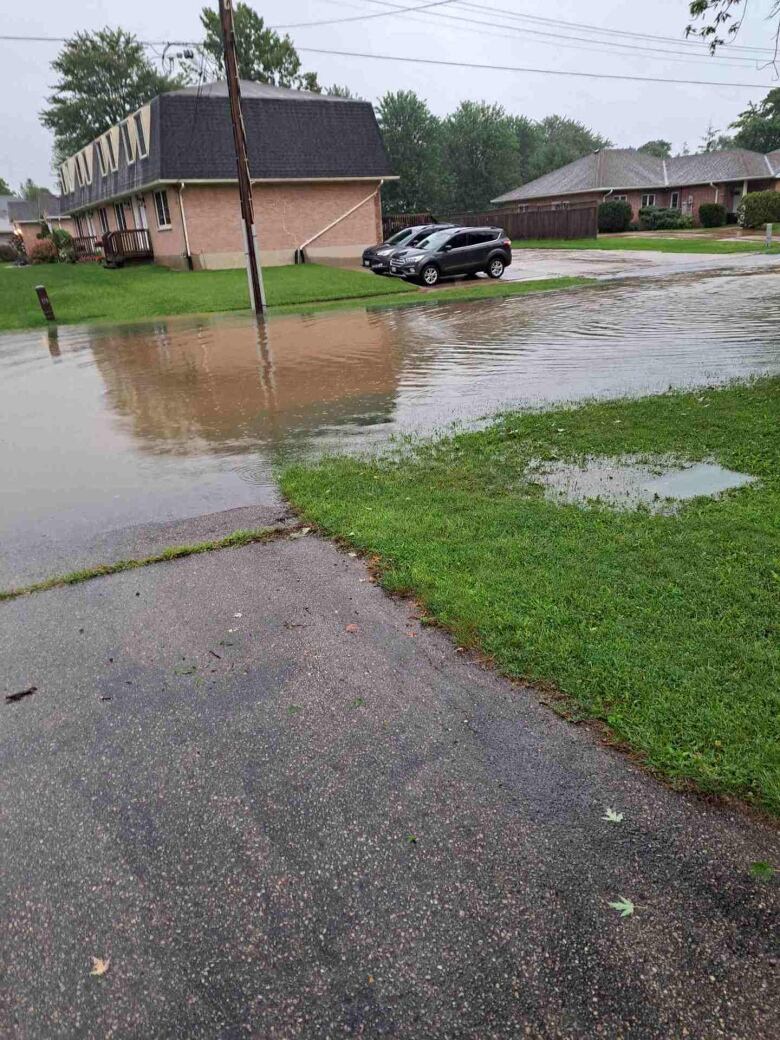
[1,533,777,1038]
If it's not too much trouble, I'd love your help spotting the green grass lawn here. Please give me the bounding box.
[281,379,780,812]
[0,262,415,331]
[0,262,591,331]
[513,236,780,254]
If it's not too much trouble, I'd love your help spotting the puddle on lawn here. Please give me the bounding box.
[1,268,779,573]
[529,456,758,513]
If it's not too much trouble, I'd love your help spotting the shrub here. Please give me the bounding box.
[598,199,633,233]
[638,206,693,231]
[52,228,74,262]
[29,239,59,263]
[738,190,780,228]
[698,202,727,228]
[0,242,20,263]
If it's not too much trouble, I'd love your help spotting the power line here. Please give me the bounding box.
[359,0,779,57]
[272,0,457,30]
[339,0,770,68]
[295,44,773,88]
[458,0,778,56]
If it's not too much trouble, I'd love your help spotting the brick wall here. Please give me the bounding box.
[174,181,384,269]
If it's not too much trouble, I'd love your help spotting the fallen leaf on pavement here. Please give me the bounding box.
[5,686,37,704]
[602,808,624,823]
[608,896,635,918]
[90,957,110,976]
[345,624,359,634]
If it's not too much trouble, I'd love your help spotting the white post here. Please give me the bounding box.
[766,223,773,249]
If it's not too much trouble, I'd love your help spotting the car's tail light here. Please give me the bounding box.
[502,238,511,247]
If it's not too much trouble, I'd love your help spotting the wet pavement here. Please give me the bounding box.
[506,246,780,281]
[2,264,779,1038]
[2,266,780,586]
[1,535,778,1039]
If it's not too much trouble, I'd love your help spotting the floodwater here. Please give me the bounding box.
[2,269,779,557]
[529,456,758,514]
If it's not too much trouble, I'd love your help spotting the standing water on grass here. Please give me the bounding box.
[1,270,779,563]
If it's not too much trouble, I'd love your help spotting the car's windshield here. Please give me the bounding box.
[413,230,453,252]
[387,227,416,246]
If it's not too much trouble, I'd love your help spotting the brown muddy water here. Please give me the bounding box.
[2,271,779,555]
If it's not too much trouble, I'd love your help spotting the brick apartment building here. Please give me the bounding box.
[492,147,780,224]
[55,80,395,268]
[7,191,75,254]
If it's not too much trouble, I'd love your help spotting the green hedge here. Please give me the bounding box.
[598,199,633,233]
[738,190,780,228]
[638,206,694,231]
[698,202,727,228]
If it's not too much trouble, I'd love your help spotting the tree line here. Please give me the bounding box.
[8,2,780,213]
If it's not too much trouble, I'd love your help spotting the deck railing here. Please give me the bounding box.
[72,236,103,261]
[103,228,153,263]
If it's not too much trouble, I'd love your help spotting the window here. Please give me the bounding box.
[445,232,472,250]
[114,203,127,231]
[85,211,96,237]
[670,191,680,209]
[612,194,627,201]
[641,194,656,208]
[469,231,498,244]
[97,208,109,234]
[154,190,172,229]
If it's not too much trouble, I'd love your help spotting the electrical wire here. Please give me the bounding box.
[272,0,457,29]
[332,0,772,68]
[294,44,774,88]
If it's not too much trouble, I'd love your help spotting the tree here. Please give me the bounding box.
[19,179,47,203]
[40,28,181,162]
[375,91,441,213]
[686,1,780,53]
[729,88,780,152]
[0,176,12,196]
[193,3,320,90]
[439,102,519,211]
[638,139,672,158]
[510,115,542,185]
[525,116,611,182]
[324,84,361,99]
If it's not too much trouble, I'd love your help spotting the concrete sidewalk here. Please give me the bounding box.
[1,533,777,1038]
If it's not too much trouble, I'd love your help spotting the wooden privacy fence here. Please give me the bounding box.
[438,205,598,240]
[383,205,597,241]
[381,211,435,238]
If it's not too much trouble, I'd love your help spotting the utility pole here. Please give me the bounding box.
[218,0,266,314]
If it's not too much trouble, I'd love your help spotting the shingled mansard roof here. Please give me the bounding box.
[59,80,395,214]
[492,147,780,204]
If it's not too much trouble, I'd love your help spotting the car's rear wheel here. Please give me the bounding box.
[487,257,505,279]
[419,263,440,286]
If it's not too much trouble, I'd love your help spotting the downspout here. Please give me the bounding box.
[295,181,383,264]
[178,182,193,270]
[709,181,719,203]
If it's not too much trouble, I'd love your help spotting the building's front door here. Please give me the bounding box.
[133,195,148,230]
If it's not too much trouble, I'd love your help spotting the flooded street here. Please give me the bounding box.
[2,269,779,578]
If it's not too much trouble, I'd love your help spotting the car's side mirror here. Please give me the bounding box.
[440,244,452,253]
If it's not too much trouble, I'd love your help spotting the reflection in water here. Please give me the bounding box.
[1,270,779,550]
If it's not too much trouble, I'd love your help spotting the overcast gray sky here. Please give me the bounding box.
[2,0,779,191]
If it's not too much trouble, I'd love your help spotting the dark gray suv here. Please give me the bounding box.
[362,223,454,275]
[389,226,512,285]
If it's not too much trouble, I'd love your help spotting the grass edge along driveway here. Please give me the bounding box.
[281,378,780,813]
[0,261,590,331]
[513,235,780,254]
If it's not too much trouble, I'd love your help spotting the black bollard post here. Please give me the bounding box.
[35,285,56,322]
